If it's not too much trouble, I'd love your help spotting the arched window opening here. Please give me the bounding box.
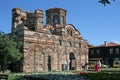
[48,55,51,71]
[79,43,81,48]
[61,16,64,25]
[67,29,73,36]
[53,13,59,24]
[70,30,72,36]
[67,29,70,35]
[58,40,62,45]
[69,41,72,47]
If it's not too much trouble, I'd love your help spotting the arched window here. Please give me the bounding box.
[58,40,62,45]
[79,43,81,48]
[53,15,59,24]
[70,30,72,36]
[67,29,70,35]
[67,29,73,36]
[69,41,72,47]
[61,16,64,25]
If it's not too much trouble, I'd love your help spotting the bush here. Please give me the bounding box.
[85,73,120,80]
[5,71,120,80]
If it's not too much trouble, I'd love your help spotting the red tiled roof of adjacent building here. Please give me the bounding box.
[105,42,120,46]
[89,42,120,48]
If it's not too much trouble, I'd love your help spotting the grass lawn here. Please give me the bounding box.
[101,67,120,71]
[87,67,120,73]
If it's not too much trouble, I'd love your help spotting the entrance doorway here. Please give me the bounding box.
[69,52,76,70]
[48,55,51,71]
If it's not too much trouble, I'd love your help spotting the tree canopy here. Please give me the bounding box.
[99,0,115,6]
[0,31,22,72]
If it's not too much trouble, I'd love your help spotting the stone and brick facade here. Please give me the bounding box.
[11,7,88,72]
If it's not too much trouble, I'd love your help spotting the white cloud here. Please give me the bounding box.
[112,40,120,44]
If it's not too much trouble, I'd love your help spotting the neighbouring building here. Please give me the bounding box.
[11,7,88,72]
[89,42,120,68]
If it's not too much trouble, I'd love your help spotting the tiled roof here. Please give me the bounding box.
[105,42,120,46]
[89,42,120,48]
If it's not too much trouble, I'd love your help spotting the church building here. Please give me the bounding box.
[11,7,88,72]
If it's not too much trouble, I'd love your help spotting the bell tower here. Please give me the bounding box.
[46,8,67,27]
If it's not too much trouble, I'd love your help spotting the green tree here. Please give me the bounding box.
[0,31,22,72]
[99,0,115,6]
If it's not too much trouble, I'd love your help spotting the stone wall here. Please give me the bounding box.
[21,30,88,72]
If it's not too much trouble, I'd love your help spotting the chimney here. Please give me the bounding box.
[104,41,107,46]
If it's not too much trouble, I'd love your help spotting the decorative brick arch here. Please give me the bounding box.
[49,36,56,41]
[44,46,53,53]
[45,24,54,31]
[65,24,75,31]
[48,36,57,44]
[32,32,40,39]
[41,34,48,39]
[41,34,48,44]
[65,24,81,37]
[28,44,43,52]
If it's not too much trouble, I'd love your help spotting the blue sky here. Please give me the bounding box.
[0,0,120,45]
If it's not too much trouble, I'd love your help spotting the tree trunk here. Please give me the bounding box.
[1,56,7,73]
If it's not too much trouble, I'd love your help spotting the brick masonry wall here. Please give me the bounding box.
[21,30,88,72]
